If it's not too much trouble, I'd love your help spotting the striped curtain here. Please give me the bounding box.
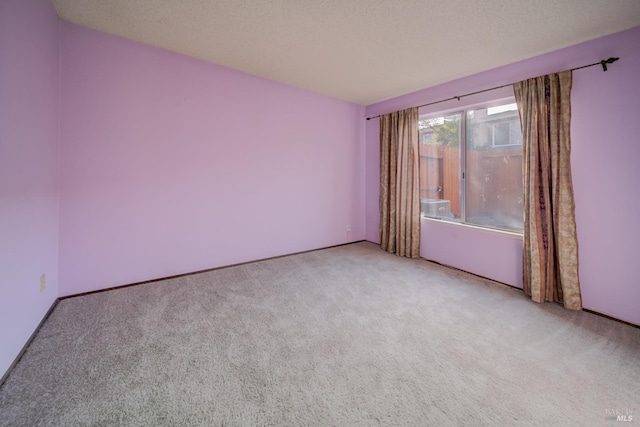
[379,107,420,258]
[514,71,582,310]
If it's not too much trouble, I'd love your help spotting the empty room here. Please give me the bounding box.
[1,0,639,425]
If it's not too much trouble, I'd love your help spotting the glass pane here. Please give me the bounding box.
[465,105,523,232]
[418,113,462,220]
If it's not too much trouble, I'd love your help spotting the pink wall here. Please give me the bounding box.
[365,26,640,325]
[571,28,640,324]
[0,0,60,376]
[420,223,523,288]
[58,23,365,296]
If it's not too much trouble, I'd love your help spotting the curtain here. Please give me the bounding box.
[514,71,582,310]
[379,107,420,258]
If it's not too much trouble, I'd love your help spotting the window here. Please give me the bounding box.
[418,101,523,233]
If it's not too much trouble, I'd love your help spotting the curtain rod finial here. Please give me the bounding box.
[601,57,620,72]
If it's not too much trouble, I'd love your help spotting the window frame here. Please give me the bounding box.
[418,95,523,235]
[490,120,522,148]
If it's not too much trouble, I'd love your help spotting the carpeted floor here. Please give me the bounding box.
[1,242,638,426]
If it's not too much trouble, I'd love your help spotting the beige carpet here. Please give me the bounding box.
[0,242,638,426]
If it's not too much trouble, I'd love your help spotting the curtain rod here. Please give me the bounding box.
[365,57,620,120]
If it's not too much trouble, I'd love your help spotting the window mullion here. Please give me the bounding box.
[460,111,467,224]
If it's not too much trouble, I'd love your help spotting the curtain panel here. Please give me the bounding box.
[379,107,420,258]
[514,71,582,310]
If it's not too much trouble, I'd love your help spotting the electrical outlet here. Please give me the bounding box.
[40,274,46,292]
[346,224,352,232]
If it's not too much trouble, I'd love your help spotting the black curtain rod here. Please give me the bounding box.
[365,57,620,120]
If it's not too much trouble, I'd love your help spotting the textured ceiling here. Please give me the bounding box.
[50,0,640,105]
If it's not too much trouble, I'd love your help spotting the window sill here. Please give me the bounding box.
[421,215,523,239]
